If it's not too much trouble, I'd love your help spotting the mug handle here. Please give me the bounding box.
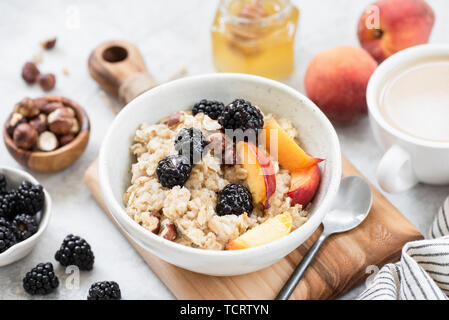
[376,145,418,193]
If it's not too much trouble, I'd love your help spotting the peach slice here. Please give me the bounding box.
[263,120,322,171]
[287,164,321,206]
[236,141,276,208]
[227,212,292,250]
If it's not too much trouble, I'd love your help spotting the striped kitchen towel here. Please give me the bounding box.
[358,197,449,300]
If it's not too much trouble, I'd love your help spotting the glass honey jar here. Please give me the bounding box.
[211,0,299,80]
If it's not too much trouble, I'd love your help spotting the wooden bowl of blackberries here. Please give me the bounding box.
[3,95,90,173]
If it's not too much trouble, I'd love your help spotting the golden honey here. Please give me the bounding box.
[211,0,299,80]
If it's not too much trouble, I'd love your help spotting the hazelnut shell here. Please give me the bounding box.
[48,108,75,135]
[13,123,38,150]
[38,73,56,91]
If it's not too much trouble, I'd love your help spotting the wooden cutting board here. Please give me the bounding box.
[84,157,423,300]
[85,40,422,299]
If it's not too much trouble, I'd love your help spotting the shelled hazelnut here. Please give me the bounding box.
[6,113,26,137]
[13,123,38,150]
[15,97,40,118]
[159,220,177,241]
[37,131,58,152]
[6,97,81,153]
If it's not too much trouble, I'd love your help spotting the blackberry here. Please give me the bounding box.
[0,191,21,220]
[16,181,45,215]
[23,262,59,295]
[0,217,17,253]
[12,214,38,242]
[87,281,121,300]
[216,184,253,216]
[174,128,206,164]
[0,173,7,194]
[192,99,225,120]
[218,99,264,141]
[55,234,95,270]
[156,155,192,188]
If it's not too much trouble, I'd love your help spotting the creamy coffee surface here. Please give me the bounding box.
[380,59,449,142]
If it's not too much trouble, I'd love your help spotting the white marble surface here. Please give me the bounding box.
[0,0,448,300]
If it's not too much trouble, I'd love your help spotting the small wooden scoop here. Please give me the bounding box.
[88,40,159,105]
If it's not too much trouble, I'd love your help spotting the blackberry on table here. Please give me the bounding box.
[174,128,206,164]
[192,99,225,120]
[55,234,95,270]
[156,155,192,188]
[0,174,7,194]
[13,213,38,242]
[0,217,17,253]
[218,99,264,141]
[216,184,253,216]
[23,262,59,295]
[16,181,45,215]
[87,281,121,300]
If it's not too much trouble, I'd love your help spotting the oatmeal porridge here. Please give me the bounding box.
[124,99,321,250]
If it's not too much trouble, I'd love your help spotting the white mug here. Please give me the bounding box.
[367,44,449,193]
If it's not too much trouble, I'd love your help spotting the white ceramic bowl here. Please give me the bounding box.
[99,73,341,276]
[0,167,52,266]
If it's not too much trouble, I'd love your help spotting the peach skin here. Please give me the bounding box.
[287,164,321,206]
[357,0,434,63]
[236,141,276,208]
[304,46,377,125]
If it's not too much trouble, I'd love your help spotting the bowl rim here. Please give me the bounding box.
[3,94,90,157]
[0,166,52,258]
[99,73,341,257]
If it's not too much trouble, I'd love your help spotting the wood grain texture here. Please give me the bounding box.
[88,40,158,104]
[3,95,90,173]
[84,156,423,300]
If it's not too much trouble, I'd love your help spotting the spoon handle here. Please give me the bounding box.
[275,232,329,300]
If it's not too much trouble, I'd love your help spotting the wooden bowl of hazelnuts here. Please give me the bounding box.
[3,95,90,173]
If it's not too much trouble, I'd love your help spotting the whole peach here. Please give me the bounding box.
[357,0,434,63]
[305,46,378,125]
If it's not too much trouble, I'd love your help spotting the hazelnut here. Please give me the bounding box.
[70,118,80,135]
[34,98,48,113]
[163,112,184,127]
[29,114,47,134]
[58,134,75,147]
[48,108,75,135]
[40,37,56,50]
[64,107,76,117]
[37,131,58,152]
[143,213,161,234]
[206,132,226,152]
[13,123,38,150]
[21,62,40,84]
[6,113,26,137]
[159,220,177,241]
[15,97,40,118]
[37,73,56,91]
[40,101,63,114]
